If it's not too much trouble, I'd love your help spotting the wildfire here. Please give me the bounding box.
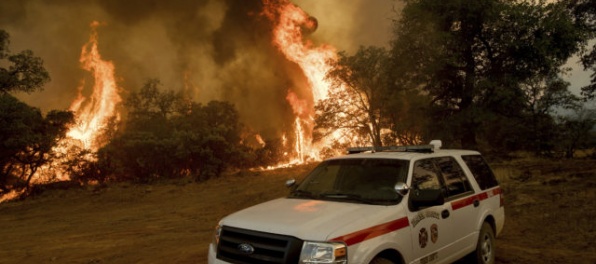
[39,21,122,182]
[262,0,345,165]
[67,21,122,151]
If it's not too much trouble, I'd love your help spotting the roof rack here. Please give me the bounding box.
[347,144,435,154]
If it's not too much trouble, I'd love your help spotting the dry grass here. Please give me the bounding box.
[0,165,314,264]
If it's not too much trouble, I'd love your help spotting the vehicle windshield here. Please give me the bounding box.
[289,158,409,205]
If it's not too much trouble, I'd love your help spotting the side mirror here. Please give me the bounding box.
[410,188,445,209]
[394,182,410,196]
[285,179,296,188]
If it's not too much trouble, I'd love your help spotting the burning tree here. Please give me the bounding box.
[315,46,393,148]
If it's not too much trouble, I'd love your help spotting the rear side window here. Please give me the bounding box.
[412,157,472,198]
[462,155,498,190]
[434,156,472,197]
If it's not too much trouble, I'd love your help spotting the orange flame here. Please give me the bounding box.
[67,21,121,151]
[22,22,122,185]
[263,0,343,165]
[263,0,337,102]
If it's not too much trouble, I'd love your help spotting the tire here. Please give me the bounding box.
[473,222,496,264]
[370,257,395,264]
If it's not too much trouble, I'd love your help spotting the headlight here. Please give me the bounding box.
[212,224,222,246]
[299,241,347,264]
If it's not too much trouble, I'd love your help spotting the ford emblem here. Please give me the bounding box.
[237,243,255,255]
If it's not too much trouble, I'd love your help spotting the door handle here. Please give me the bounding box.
[441,209,450,219]
[473,200,480,207]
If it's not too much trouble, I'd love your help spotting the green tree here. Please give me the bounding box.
[519,76,581,153]
[172,101,246,180]
[98,79,247,182]
[0,30,50,94]
[566,0,596,99]
[315,46,392,147]
[391,0,587,149]
[556,107,596,158]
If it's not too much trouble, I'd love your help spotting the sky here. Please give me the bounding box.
[0,0,591,136]
[0,0,398,138]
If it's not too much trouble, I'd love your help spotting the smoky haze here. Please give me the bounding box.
[1,0,396,139]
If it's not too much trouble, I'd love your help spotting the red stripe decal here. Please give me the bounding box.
[330,217,409,246]
[451,187,502,211]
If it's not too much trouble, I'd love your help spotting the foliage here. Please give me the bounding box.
[0,30,73,195]
[96,80,248,182]
[0,30,50,94]
[390,0,589,150]
[0,93,74,193]
[315,46,393,147]
[554,107,596,158]
[566,0,596,99]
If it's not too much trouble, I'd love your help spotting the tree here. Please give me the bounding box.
[172,101,247,180]
[0,94,74,193]
[518,76,581,153]
[391,0,588,149]
[384,89,430,146]
[0,30,72,194]
[566,0,596,99]
[98,79,248,182]
[0,30,50,94]
[315,46,392,147]
[555,107,596,158]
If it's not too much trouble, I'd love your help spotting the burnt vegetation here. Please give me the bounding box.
[1,0,596,199]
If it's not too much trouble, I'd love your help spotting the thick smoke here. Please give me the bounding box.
[0,0,396,139]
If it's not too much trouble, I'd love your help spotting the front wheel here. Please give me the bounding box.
[474,222,495,264]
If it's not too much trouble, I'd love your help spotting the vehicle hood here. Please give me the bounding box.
[220,198,394,241]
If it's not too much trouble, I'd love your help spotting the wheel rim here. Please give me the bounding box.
[480,233,493,263]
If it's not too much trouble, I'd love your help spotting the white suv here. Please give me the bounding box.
[209,141,504,264]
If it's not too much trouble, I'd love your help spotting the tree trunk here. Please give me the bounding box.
[460,21,479,150]
[461,125,478,150]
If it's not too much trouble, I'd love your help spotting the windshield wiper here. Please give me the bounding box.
[289,189,316,199]
[319,192,376,204]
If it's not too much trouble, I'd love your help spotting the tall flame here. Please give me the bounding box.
[263,1,337,102]
[67,21,122,151]
[262,0,343,164]
[22,22,122,185]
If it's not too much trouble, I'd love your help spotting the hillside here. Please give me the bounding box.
[0,158,594,263]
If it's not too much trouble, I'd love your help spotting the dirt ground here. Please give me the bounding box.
[0,157,594,264]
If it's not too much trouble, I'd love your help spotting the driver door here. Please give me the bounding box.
[406,158,452,263]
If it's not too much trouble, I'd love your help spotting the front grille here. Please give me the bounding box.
[217,226,303,264]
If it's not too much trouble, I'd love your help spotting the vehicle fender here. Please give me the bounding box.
[345,229,413,264]
[474,188,505,236]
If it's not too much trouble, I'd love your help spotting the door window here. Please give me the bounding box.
[412,159,441,191]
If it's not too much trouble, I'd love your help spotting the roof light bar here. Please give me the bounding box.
[347,144,435,154]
